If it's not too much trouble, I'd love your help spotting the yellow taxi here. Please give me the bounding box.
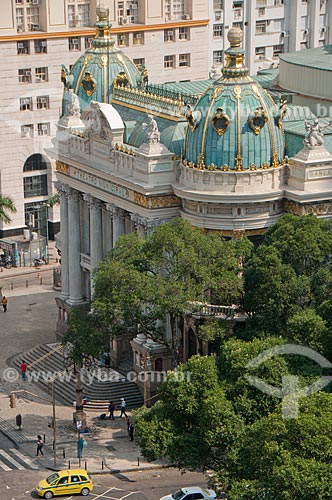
[36,469,93,498]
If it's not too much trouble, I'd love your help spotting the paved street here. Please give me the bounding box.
[0,467,208,499]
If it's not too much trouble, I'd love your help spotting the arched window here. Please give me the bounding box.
[23,153,48,172]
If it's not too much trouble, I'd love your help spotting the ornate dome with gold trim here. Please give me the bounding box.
[183,28,287,171]
[61,6,142,112]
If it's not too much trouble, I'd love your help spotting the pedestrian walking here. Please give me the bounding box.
[2,295,8,312]
[36,435,44,456]
[128,420,134,442]
[120,397,127,418]
[108,401,115,420]
[20,360,27,380]
[125,416,130,436]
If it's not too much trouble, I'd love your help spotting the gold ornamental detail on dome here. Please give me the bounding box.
[211,107,230,136]
[248,106,268,135]
[80,71,97,97]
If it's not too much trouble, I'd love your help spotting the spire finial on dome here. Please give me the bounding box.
[227,27,243,48]
[222,25,248,79]
[96,4,109,22]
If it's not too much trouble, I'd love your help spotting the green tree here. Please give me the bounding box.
[0,195,16,223]
[286,309,327,352]
[134,355,243,469]
[221,393,332,500]
[243,246,311,334]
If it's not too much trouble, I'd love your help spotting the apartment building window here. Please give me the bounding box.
[173,0,185,20]
[233,22,243,29]
[179,27,189,40]
[18,68,32,83]
[164,55,175,69]
[37,123,50,136]
[233,8,242,20]
[68,2,90,28]
[255,46,266,59]
[133,32,144,45]
[36,96,49,110]
[133,58,145,71]
[165,0,185,21]
[213,24,223,37]
[85,37,93,49]
[26,7,39,30]
[214,0,224,9]
[164,29,175,42]
[69,37,81,51]
[258,7,265,16]
[117,34,129,47]
[274,0,284,4]
[179,53,190,67]
[17,40,30,54]
[35,67,48,82]
[23,153,48,172]
[16,0,24,3]
[24,175,48,197]
[117,1,139,24]
[256,21,267,34]
[16,8,24,31]
[127,1,139,23]
[78,4,90,26]
[34,39,47,53]
[20,97,33,111]
[273,44,284,57]
[213,50,223,64]
[21,124,34,137]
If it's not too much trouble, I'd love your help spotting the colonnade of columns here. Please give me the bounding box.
[55,182,161,307]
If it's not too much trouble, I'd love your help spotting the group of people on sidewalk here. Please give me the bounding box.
[108,398,134,441]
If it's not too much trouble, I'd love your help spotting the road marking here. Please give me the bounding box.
[0,450,25,470]
[0,459,12,471]
[91,487,121,499]
[9,448,39,469]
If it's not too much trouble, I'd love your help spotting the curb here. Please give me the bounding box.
[43,463,175,475]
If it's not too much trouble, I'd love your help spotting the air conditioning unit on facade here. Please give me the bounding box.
[31,232,38,241]
[23,229,30,240]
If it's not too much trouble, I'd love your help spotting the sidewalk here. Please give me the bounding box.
[0,241,59,279]
[0,392,168,475]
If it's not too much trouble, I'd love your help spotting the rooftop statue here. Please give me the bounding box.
[209,63,221,80]
[143,115,160,144]
[61,64,74,91]
[304,118,332,148]
[65,89,81,118]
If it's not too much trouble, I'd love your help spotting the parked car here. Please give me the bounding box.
[160,486,217,500]
[36,469,93,498]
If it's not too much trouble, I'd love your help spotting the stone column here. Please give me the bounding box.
[104,203,114,255]
[112,207,125,247]
[55,182,69,300]
[81,195,90,255]
[89,197,103,271]
[67,189,83,305]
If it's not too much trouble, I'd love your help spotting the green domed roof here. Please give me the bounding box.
[62,6,141,112]
[184,28,286,171]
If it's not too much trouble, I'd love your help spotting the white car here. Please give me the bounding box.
[160,486,217,500]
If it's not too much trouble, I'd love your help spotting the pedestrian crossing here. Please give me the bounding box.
[0,448,39,471]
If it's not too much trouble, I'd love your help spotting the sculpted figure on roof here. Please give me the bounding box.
[304,118,332,148]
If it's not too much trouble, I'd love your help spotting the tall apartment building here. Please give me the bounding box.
[209,0,332,76]
[0,0,209,241]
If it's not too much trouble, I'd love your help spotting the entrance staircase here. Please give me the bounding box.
[9,343,143,411]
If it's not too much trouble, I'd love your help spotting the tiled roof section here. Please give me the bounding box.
[160,79,213,96]
[253,68,279,88]
[280,44,332,71]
